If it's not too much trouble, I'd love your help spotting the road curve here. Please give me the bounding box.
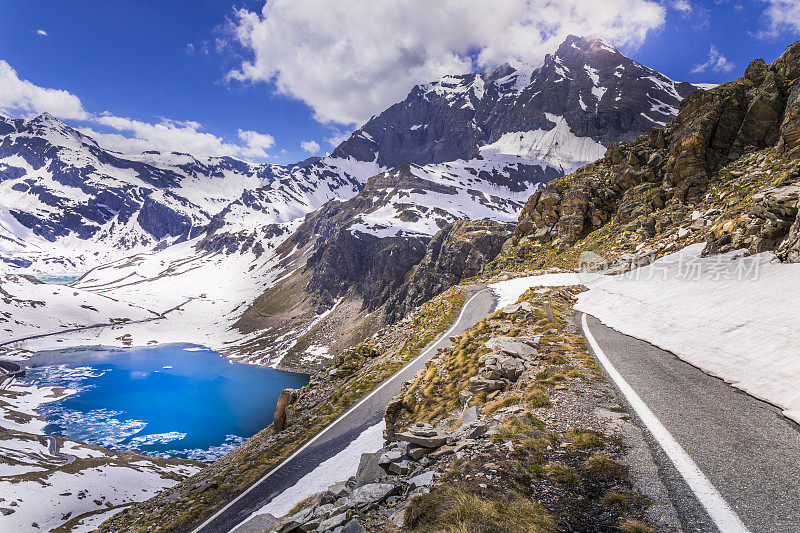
[194,287,497,533]
[46,436,77,465]
[582,313,800,533]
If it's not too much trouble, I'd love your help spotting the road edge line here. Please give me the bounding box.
[193,288,491,532]
[581,313,751,533]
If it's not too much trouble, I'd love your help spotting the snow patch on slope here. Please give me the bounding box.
[480,114,606,173]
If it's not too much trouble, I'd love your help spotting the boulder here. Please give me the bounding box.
[318,512,348,532]
[339,520,366,533]
[429,445,456,460]
[388,459,412,475]
[484,337,539,359]
[273,388,300,431]
[408,445,431,460]
[355,452,390,487]
[460,406,479,428]
[345,483,398,509]
[396,431,447,448]
[378,450,403,465]
[468,377,505,393]
[409,471,435,488]
[496,356,525,381]
[466,423,490,440]
[500,301,535,315]
[321,481,352,505]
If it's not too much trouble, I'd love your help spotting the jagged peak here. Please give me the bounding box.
[557,34,620,56]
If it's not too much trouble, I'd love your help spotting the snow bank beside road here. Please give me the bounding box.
[244,421,385,524]
[488,244,800,424]
[489,272,589,308]
[575,244,800,424]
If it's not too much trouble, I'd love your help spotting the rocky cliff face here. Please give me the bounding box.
[384,219,513,322]
[511,40,800,264]
[332,35,700,171]
[278,157,543,315]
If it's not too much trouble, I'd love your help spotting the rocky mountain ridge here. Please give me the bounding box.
[508,40,800,270]
[332,35,700,170]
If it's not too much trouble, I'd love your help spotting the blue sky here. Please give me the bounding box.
[0,0,798,164]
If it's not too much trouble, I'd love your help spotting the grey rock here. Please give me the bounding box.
[355,452,389,487]
[485,337,539,359]
[345,483,398,509]
[378,450,403,465]
[396,432,447,448]
[467,423,490,440]
[429,445,456,459]
[497,356,525,381]
[321,481,351,505]
[388,459,412,475]
[468,377,505,393]
[409,422,438,437]
[408,445,431,460]
[409,471,436,488]
[318,512,348,532]
[460,406,479,428]
[500,301,535,315]
[339,520,366,533]
[229,513,278,533]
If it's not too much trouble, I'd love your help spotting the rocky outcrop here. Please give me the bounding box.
[272,388,300,432]
[136,197,193,241]
[512,40,800,261]
[469,333,543,394]
[270,417,496,533]
[703,177,800,259]
[384,219,513,322]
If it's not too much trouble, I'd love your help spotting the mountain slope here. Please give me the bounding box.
[504,39,800,263]
[0,114,380,271]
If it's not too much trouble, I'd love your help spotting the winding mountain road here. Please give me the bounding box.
[582,313,800,533]
[193,287,497,533]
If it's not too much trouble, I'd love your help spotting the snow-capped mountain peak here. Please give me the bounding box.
[332,34,703,169]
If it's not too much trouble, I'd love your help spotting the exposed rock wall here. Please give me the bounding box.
[384,219,513,322]
[512,40,800,262]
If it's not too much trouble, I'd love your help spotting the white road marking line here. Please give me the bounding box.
[581,313,751,533]
[193,288,491,532]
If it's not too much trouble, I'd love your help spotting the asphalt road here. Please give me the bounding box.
[194,287,497,533]
[46,435,76,465]
[582,313,800,533]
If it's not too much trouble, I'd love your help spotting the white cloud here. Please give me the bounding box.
[36,29,48,37]
[758,0,800,38]
[238,129,275,150]
[228,0,666,125]
[691,46,735,74]
[86,114,276,159]
[300,140,320,154]
[0,60,87,120]
[672,0,692,16]
[0,59,276,161]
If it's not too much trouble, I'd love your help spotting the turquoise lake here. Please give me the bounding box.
[21,344,309,462]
